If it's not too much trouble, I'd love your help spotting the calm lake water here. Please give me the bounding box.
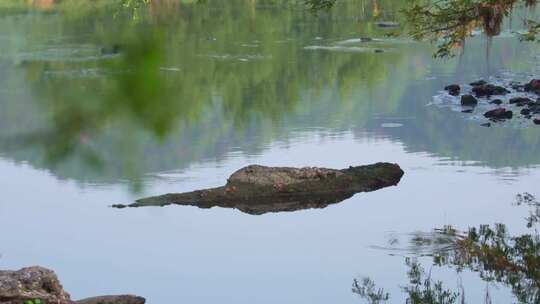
[1,0,540,303]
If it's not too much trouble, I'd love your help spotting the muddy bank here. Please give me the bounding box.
[112,163,404,215]
[0,266,144,304]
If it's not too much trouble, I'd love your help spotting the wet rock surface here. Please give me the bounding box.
[112,163,404,215]
[471,84,509,97]
[460,94,478,106]
[524,79,540,94]
[444,84,460,96]
[484,108,513,120]
[0,266,145,304]
[509,97,533,106]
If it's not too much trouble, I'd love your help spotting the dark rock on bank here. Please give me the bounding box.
[444,84,460,96]
[472,84,509,97]
[521,108,531,115]
[529,104,540,114]
[509,97,533,107]
[461,94,478,106]
[484,108,513,120]
[112,163,404,215]
[525,79,540,94]
[0,266,145,304]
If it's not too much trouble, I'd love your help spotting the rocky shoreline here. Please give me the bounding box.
[443,78,540,126]
[0,266,144,304]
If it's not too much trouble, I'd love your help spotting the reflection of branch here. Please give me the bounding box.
[352,277,389,304]
[403,0,536,57]
[365,193,540,303]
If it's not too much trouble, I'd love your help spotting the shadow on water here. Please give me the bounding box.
[354,193,540,303]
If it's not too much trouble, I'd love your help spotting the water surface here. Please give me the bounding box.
[1,1,540,303]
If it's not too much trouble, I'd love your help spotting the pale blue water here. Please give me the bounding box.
[0,1,539,303]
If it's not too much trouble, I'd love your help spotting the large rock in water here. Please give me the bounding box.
[0,266,144,304]
[112,163,404,215]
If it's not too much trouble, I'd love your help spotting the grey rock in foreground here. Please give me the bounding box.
[112,162,404,215]
[0,266,70,304]
[0,266,144,304]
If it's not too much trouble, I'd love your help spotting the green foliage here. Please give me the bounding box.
[24,299,44,304]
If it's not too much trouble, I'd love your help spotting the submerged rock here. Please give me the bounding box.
[444,84,460,96]
[112,163,404,215]
[510,82,524,91]
[376,21,400,28]
[100,44,121,55]
[489,99,503,105]
[521,108,531,115]
[469,80,487,86]
[534,118,540,125]
[509,97,533,107]
[472,84,509,97]
[484,108,513,120]
[0,266,145,304]
[461,94,478,106]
